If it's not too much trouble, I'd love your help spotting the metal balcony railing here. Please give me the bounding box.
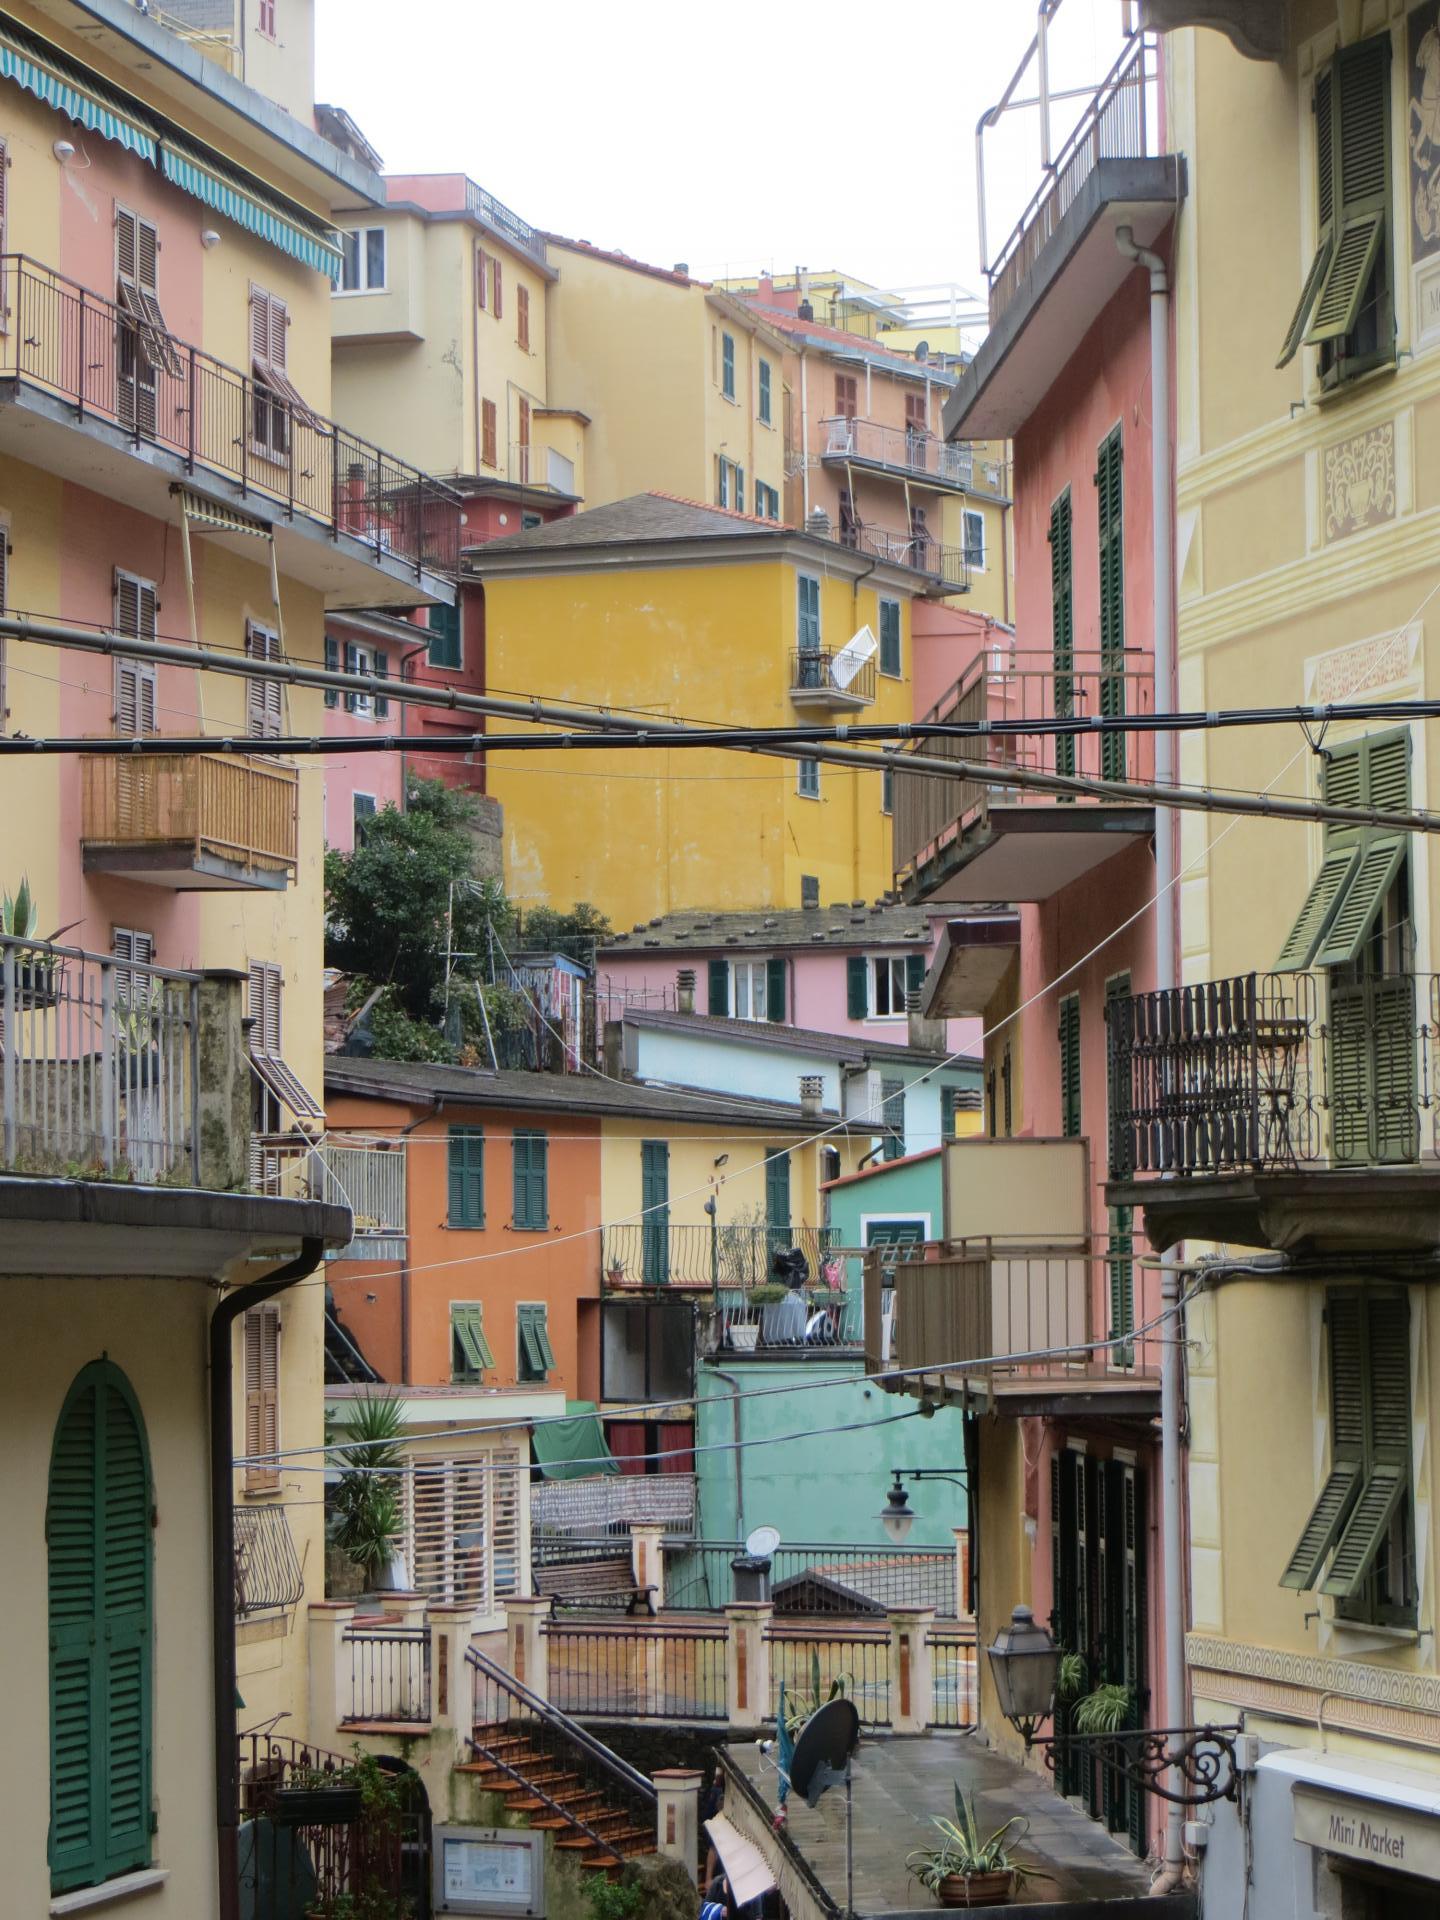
[234,1502,305,1615]
[464,180,547,265]
[601,1222,841,1290]
[821,416,975,489]
[1106,972,1440,1180]
[789,647,878,705]
[507,440,576,493]
[81,752,299,878]
[0,254,461,578]
[318,1141,406,1260]
[893,641,1154,879]
[827,516,969,590]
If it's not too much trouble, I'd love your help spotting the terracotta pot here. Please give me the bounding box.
[936,1868,1016,1908]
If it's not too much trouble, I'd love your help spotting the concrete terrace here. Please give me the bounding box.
[727,1734,1194,1917]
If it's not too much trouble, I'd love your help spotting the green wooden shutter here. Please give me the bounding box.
[323,636,339,709]
[1108,1204,1134,1367]
[879,601,901,676]
[1324,1290,1411,1599]
[452,1304,494,1379]
[1278,64,1335,365]
[905,952,926,1003]
[447,1126,484,1226]
[1276,731,1410,969]
[765,1149,792,1236]
[1306,37,1390,347]
[518,1304,554,1379]
[708,959,730,1016]
[48,1362,153,1895]
[880,1079,905,1161]
[513,1131,548,1229]
[766,956,786,1023]
[1049,493,1074,779]
[1096,429,1126,782]
[1059,994,1082,1137]
[846,955,868,1020]
[1275,845,1362,971]
[372,650,389,720]
[641,1140,670,1284]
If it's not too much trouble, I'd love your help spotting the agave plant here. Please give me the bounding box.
[781,1650,851,1738]
[2,876,39,939]
[905,1785,1047,1892]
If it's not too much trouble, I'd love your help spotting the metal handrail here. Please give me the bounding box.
[465,1643,657,1804]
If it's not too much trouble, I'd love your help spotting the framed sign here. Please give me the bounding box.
[433,1826,544,1916]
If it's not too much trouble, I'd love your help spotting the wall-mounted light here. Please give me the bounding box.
[52,139,76,164]
[201,229,222,250]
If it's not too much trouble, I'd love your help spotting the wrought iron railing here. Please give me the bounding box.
[1106,972,1440,1179]
[465,180,547,264]
[789,647,878,705]
[0,930,200,1182]
[234,1502,305,1615]
[833,516,969,590]
[0,253,461,578]
[893,641,1154,884]
[821,416,974,488]
[342,1626,432,1725]
[662,1541,959,1617]
[929,1631,978,1728]
[601,1222,841,1290]
[542,1618,728,1721]
[767,1627,891,1729]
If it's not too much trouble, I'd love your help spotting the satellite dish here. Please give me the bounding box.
[746,1524,781,1560]
[789,1697,861,1808]
[914,340,930,364]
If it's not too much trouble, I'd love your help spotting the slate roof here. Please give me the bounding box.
[600,902,936,954]
[469,491,791,556]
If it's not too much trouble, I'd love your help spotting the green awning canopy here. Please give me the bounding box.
[160,139,343,283]
[0,24,157,160]
[529,1402,618,1480]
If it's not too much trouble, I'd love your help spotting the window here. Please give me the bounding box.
[755,481,780,520]
[881,765,894,815]
[1107,1205,1134,1364]
[339,226,386,293]
[512,1129,548,1230]
[517,284,530,352]
[353,793,377,844]
[797,757,820,798]
[721,330,736,400]
[758,357,772,425]
[247,961,323,1133]
[871,952,925,1018]
[115,206,179,439]
[1282,1289,1415,1626]
[963,509,986,570]
[878,599,902,677]
[451,1302,494,1381]
[717,456,745,511]
[834,373,858,419]
[797,574,821,652]
[765,1147,791,1250]
[112,926,155,1012]
[427,602,462,670]
[1049,490,1075,777]
[517,396,531,461]
[447,1125,485,1226]
[258,0,276,35]
[880,1079,905,1161]
[518,1303,557,1382]
[1095,428,1126,781]
[1058,992,1081,1137]
[243,1305,282,1492]
[250,285,313,462]
[324,635,339,708]
[372,650,389,719]
[1278,33,1393,388]
[801,875,820,909]
[904,391,928,437]
[941,1085,964,1139]
[521,512,543,531]
[342,642,372,717]
[245,623,283,739]
[492,257,503,319]
[48,1361,153,1896]
[113,571,158,735]
[641,1139,670,1284]
[481,399,498,470]
[405,1446,521,1609]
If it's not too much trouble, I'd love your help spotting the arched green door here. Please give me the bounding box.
[48,1360,153,1894]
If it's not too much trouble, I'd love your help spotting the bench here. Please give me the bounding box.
[540,1557,658,1617]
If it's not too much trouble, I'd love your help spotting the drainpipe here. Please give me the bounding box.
[710,1368,746,1539]
[799,351,811,520]
[214,1237,326,1920]
[1115,223,1181,1896]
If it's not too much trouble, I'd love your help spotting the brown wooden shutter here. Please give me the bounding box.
[137,220,158,295]
[476,245,488,311]
[244,1306,281,1493]
[836,373,857,418]
[250,285,272,372]
[905,393,926,430]
[246,624,283,739]
[493,258,503,319]
[517,284,530,351]
[115,206,138,286]
[481,399,497,468]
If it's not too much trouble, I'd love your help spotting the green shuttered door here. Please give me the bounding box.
[1096,430,1125,782]
[1049,492,1074,780]
[641,1140,670,1285]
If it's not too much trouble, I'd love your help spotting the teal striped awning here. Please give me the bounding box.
[161,140,343,283]
[0,25,157,160]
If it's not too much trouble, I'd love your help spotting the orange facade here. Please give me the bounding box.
[327,1091,601,1394]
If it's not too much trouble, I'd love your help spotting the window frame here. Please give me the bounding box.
[446,1125,486,1228]
[337,225,387,295]
[517,1302,557,1383]
[758,357,772,425]
[796,757,820,799]
[426,601,463,672]
[962,508,986,571]
[352,792,377,845]
[878,598,902,678]
[871,955,909,1019]
[243,1304,283,1494]
[721,330,737,401]
[797,573,822,652]
[512,1128,549,1231]
[451,1301,495,1382]
[731,958,768,1021]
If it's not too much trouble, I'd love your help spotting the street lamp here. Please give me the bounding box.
[876,1467,969,1546]
[984,1605,1060,1746]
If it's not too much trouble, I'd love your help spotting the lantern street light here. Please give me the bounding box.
[875,1467,969,1547]
[984,1605,1061,1745]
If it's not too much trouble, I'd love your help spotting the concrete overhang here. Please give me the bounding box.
[0,381,453,609]
[922,913,1021,1019]
[0,1176,350,1278]
[943,157,1186,442]
[902,804,1154,906]
[1108,1167,1440,1256]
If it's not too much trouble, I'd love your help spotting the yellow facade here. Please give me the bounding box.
[479,535,924,923]
[600,1116,837,1238]
[1170,7,1440,1783]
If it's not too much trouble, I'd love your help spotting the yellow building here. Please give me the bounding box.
[0,3,456,1912]
[472,493,939,923]
[1103,4,1440,1908]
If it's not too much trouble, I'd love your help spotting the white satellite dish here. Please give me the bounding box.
[745,1524,781,1560]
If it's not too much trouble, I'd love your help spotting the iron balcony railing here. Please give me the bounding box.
[0,929,201,1183]
[0,253,461,579]
[708,1285,861,1354]
[341,1626,432,1725]
[986,35,1158,328]
[821,416,975,489]
[790,646,878,705]
[465,179,547,265]
[602,1221,840,1290]
[319,1140,407,1260]
[823,515,968,591]
[1106,972,1440,1180]
[893,641,1154,882]
[543,1617,729,1722]
[233,1502,305,1615]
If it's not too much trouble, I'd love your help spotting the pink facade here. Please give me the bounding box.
[910,602,1009,722]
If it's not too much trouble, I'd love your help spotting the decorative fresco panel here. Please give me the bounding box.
[1410,5,1440,265]
[1322,422,1396,540]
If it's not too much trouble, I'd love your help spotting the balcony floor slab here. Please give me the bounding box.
[1108,1168,1440,1257]
[903,804,1154,905]
[82,844,292,891]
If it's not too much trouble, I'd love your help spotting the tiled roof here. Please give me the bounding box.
[600,902,937,955]
[544,234,704,287]
[468,492,791,557]
[740,298,956,383]
[621,1007,982,1077]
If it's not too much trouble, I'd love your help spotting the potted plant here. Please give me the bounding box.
[2,879,68,1008]
[328,1392,407,1598]
[906,1786,1046,1909]
[1073,1681,1132,1736]
[747,1283,789,1306]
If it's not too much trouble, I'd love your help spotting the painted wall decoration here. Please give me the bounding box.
[1322,422,1396,541]
[1410,4,1440,265]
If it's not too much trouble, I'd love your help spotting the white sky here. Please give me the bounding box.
[314,0,1128,307]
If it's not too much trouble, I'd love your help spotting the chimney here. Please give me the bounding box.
[673,262,689,277]
[806,506,831,538]
[798,299,814,321]
[758,274,774,301]
[800,1075,824,1118]
[676,967,696,1015]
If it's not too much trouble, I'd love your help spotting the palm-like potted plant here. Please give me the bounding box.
[329,1392,407,1596]
[906,1785,1047,1909]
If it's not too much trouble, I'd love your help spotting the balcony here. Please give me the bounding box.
[827,516,969,594]
[319,1140,407,1261]
[464,179,548,268]
[1106,972,1440,1255]
[0,254,460,607]
[234,1502,304,1615]
[893,643,1154,904]
[81,752,298,890]
[820,417,976,494]
[789,646,877,710]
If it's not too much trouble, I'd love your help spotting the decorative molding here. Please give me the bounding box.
[1187,1632,1440,1719]
[1303,622,1421,704]
[1322,423,1396,541]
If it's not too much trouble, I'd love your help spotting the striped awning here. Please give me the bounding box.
[178,488,272,541]
[0,24,157,160]
[160,140,344,282]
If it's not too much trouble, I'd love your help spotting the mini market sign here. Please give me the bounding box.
[1294,1786,1440,1881]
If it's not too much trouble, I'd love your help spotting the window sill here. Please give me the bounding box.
[242,1485,285,1502]
[509,1224,550,1234]
[332,287,387,299]
[1312,358,1398,408]
[51,1869,170,1914]
[444,1222,487,1232]
[1328,1616,1422,1646]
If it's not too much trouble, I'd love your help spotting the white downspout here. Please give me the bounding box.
[1115,222,1183,1898]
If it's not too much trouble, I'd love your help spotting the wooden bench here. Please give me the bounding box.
[541,1558,658,1616]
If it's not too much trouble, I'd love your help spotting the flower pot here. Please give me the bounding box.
[14,959,60,1008]
[936,1869,1016,1908]
[270,1783,363,1827]
[728,1323,759,1352]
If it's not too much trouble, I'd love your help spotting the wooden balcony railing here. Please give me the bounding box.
[82,752,299,878]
